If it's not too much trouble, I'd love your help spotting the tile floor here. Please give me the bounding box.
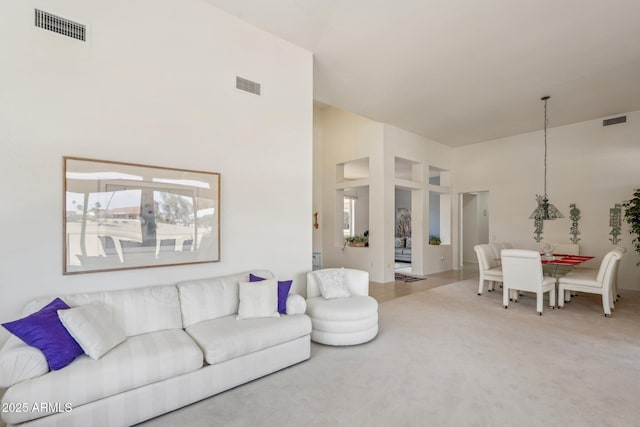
[370,263,479,303]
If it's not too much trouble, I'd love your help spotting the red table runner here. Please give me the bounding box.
[541,254,594,265]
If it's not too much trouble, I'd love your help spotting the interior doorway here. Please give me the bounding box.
[394,187,412,273]
[459,191,490,268]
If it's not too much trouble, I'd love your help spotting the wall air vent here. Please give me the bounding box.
[35,9,86,42]
[236,76,261,96]
[603,116,627,127]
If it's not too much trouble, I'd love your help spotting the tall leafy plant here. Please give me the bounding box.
[622,189,640,265]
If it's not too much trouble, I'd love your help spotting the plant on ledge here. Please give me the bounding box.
[622,189,640,265]
[345,234,368,247]
[429,235,441,245]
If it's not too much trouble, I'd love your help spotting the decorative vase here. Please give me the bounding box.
[541,242,557,259]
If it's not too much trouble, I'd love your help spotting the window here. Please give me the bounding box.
[335,158,369,247]
[343,197,356,237]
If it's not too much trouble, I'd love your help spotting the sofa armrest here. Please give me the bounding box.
[0,336,49,388]
[286,293,307,315]
[0,327,9,348]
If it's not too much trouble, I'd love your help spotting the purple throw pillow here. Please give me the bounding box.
[249,274,292,315]
[2,298,84,371]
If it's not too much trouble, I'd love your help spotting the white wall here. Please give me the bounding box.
[462,194,479,263]
[315,106,384,279]
[0,0,313,323]
[477,191,489,245]
[453,111,640,290]
[314,103,457,282]
[384,125,453,277]
[314,108,454,282]
[312,104,324,254]
[429,188,441,237]
[461,191,490,264]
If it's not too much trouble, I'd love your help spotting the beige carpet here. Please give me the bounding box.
[140,279,640,427]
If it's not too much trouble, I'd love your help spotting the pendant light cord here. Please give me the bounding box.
[543,96,549,197]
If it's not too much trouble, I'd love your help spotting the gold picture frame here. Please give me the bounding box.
[63,157,220,274]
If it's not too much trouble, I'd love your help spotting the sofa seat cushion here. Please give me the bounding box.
[1,329,203,425]
[186,314,311,365]
[306,296,378,321]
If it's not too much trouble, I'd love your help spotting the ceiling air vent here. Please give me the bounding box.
[236,77,261,96]
[603,116,626,127]
[35,9,86,42]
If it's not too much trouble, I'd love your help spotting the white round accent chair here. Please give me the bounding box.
[306,268,378,346]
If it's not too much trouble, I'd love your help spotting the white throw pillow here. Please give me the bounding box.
[285,293,307,315]
[237,279,280,320]
[58,303,126,360]
[314,268,351,299]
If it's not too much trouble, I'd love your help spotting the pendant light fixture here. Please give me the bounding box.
[529,96,563,220]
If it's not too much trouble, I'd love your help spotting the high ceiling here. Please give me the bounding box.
[205,0,640,146]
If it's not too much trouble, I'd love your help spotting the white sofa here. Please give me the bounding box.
[0,270,311,427]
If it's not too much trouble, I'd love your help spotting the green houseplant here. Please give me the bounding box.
[345,234,368,247]
[622,189,640,265]
[429,235,441,245]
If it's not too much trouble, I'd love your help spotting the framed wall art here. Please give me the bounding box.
[63,157,220,274]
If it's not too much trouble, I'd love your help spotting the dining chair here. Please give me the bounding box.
[501,249,556,315]
[474,244,503,295]
[552,243,581,296]
[489,242,513,266]
[554,243,579,255]
[612,247,627,303]
[557,248,624,316]
[561,247,625,305]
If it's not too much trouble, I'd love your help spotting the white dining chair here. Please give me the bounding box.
[554,243,579,256]
[612,247,626,303]
[558,248,624,316]
[489,242,513,266]
[474,244,503,295]
[552,243,580,296]
[501,249,556,315]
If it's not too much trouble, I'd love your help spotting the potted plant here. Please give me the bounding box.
[345,234,368,247]
[429,235,441,245]
[622,189,640,265]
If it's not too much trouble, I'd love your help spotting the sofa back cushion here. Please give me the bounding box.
[22,285,182,338]
[177,270,274,328]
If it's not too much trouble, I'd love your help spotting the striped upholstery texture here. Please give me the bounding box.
[2,329,203,425]
[1,270,312,427]
[14,336,310,427]
[0,335,49,387]
[186,314,311,364]
[22,285,183,337]
[177,270,275,328]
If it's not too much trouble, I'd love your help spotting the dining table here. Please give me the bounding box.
[541,254,594,277]
[541,254,595,304]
